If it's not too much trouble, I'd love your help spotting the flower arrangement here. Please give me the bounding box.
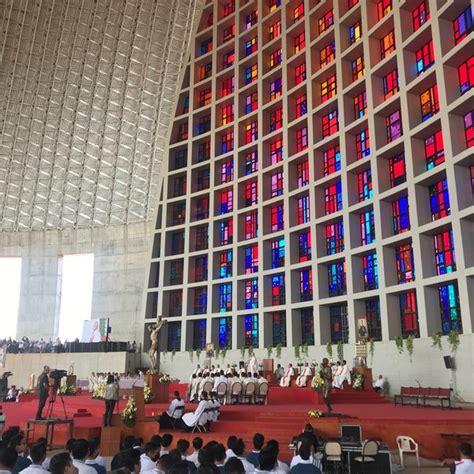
[158,373,171,384]
[144,383,154,404]
[351,372,365,390]
[92,381,106,400]
[146,368,158,375]
[308,409,322,419]
[122,396,137,427]
[59,383,77,396]
[311,374,324,392]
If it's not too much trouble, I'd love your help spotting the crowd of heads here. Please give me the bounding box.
[0,338,137,354]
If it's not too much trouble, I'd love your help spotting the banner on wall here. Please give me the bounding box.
[82,318,109,343]
[0,346,6,368]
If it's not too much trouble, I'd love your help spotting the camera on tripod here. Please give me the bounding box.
[49,369,67,386]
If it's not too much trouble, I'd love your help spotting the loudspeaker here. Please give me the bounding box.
[444,355,455,369]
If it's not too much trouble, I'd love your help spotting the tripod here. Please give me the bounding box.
[46,385,68,419]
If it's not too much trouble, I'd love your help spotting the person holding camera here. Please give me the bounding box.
[104,375,119,427]
[35,366,50,420]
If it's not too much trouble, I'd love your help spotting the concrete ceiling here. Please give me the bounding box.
[0,0,202,231]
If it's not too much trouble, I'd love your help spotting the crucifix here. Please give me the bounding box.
[148,316,167,372]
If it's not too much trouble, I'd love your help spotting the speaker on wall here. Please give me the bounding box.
[443,355,455,369]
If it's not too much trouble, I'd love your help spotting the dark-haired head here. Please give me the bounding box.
[49,452,73,474]
[212,444,226,464]
[161,434,173,448]
[106,375,115,384]
[176,439,190,455]
[233,439,245,457]
[0,447,18,471]
[460,443,472,457]
[258,448,277,471]
[192,437,203,450]
[197,463,219,474]
[198,447,214,465]
[71,439,89,461]
[253,433,264,450]
[30,443,47,464]
[224,457,245,474]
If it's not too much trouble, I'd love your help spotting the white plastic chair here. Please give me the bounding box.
[396,435,420,468]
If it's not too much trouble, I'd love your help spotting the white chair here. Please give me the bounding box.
[242,382,256,404]
[324,441,343,472]
[216,382,227,404]
[255,382,268,405]
[230,382,242,404]
[354,440,379,473]
[396,435,420,469]
[202,381,213,394]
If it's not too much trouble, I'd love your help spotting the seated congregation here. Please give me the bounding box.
[186,366,268,406]
[275,361,351,390]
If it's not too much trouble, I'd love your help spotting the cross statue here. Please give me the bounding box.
[148,317,167,372]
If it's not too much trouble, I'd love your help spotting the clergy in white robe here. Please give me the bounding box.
[279,364,295,387]
[213,371,227,391]
[333,360,351,389]
[192,374,203,400]
[248,352,258,375]
[181,393,208,430]
[295,363,312,387]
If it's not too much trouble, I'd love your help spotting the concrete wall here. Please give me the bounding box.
[2,352,139,389]
[158,333,474,402]
[0,222,153,344]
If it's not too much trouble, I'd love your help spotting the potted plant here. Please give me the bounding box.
[122,396,137,427]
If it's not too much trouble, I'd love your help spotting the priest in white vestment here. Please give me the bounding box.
[248,351,258,375]
[295,363,312,387]
[333,360,351,389]
[279,364,295,387]
[182,392,208,431]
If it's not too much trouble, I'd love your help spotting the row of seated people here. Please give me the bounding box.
[158,391,220,432]
[276,361,352,390]
[106,430,323,474]
[276,364,313,388]
[187,371,268,405]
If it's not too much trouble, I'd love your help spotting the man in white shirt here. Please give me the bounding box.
[279,364,295,387]
[225,436,238,463]
[158,392,185,429]
[20,444,49,474]
[231,439,255,473]
[140,442,160,473]
[295,363,312,388]
[373,375,384,393]
[452,443,474,474]
[186,437,203,467]
[71,440,97,474]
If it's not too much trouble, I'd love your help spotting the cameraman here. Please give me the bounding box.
[35,366,50,420]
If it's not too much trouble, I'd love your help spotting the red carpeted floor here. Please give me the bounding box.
[3,387,473,461]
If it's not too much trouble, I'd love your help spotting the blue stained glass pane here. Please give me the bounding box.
[219,317,232,348]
